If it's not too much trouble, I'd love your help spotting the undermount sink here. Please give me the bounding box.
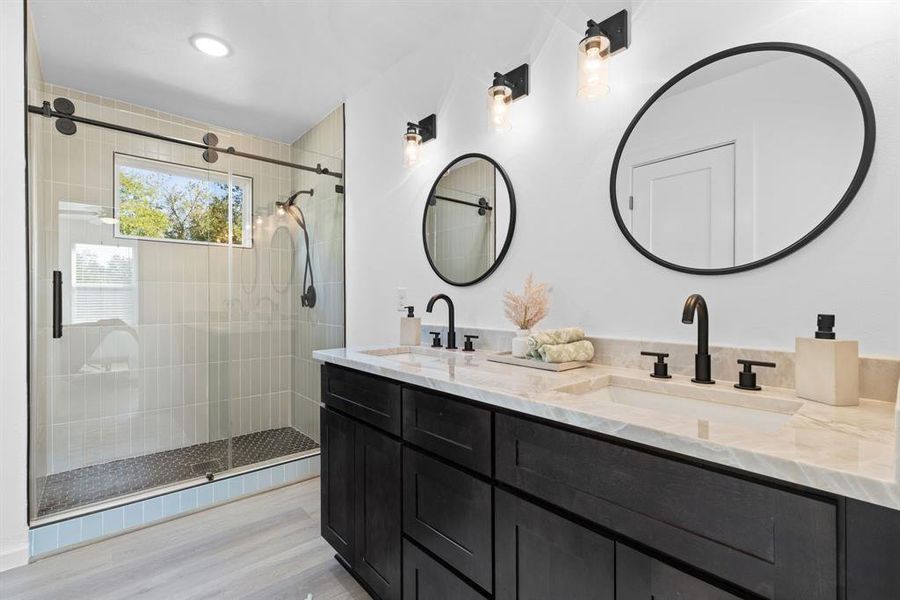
[554,377,803,433]
[360,346,455,365]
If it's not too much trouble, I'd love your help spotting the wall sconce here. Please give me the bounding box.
[487,63,529,132]
[577,9,629,99]
[403,114,436,168]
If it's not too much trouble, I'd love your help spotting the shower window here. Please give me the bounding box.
[114,153,254,248]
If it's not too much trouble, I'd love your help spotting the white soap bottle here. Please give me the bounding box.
[400,306,421,346]
[795,314,859,406]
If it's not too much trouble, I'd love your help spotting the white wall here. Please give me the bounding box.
[345,0,900,356]
[0,0,30,571]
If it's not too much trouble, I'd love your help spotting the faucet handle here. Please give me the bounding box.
[735,359,777,391]
[463,335,479,352]
[429,331,442,348]
[640,351,671,379]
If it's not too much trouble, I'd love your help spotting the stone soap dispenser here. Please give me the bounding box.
[400,306,421,346]
[795,314,859,406]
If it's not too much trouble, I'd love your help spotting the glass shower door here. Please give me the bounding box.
[27,108,228,520]
[208,147,305,477]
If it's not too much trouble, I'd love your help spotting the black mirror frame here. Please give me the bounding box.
[609,42,876,276]
[422,153,516,286]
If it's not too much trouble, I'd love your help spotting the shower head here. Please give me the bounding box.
[276,188,314,210]
[274,189,318,309]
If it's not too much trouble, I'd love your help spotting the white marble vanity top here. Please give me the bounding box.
[313,345,900,510]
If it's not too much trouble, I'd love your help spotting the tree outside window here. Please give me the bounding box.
[114,154,252,247]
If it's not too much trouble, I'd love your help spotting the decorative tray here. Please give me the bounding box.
[486,351,587,372]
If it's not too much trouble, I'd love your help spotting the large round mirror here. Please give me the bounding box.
[423,153,516,285]
[611,43,875,275]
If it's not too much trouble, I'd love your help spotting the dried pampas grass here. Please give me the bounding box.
[503,274,549,330]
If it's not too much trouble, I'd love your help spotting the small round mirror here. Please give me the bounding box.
[423,153,516,286]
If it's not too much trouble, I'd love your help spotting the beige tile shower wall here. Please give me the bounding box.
[30,85,295,475]
[425,159,495,282]
[289,106,345,443]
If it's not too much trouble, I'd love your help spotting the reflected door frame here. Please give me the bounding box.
[629,142,737,269]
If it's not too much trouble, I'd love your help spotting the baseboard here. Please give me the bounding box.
[0,542,29,572]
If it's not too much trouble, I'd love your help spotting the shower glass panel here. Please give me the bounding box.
[27,88,343,523]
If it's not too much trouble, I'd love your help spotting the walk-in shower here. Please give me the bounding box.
[26,77,345,522]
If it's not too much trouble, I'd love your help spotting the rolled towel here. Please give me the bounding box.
[526,327,585,359]
[538,339,595,363]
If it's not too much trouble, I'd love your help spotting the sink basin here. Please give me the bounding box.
[554,378,802,433]
[359,346,455,366]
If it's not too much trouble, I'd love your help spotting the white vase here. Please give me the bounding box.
[511,328,531,358]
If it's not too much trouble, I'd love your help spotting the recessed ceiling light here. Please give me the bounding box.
[190,34,231,58]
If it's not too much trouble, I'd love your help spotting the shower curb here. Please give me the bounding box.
[28,453,320,558]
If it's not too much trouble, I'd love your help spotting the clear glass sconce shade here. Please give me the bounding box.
[487,85,513,131]
[577,34,611,99]
[403,130,422,167]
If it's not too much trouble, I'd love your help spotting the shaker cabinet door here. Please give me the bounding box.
[321,407,355,564]
[354,422,402,600]
[494,489,614,600]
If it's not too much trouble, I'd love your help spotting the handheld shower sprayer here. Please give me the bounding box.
[276,189,317,308]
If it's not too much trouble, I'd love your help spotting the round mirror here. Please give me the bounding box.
[423,153,516,285]
[611,43,874,275]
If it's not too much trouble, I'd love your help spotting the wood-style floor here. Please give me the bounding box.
[0,478,370,600]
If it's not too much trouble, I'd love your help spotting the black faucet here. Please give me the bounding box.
[426,293,457,350]
[682,293,714,384]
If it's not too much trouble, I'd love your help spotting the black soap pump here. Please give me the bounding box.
[400,306,421,346]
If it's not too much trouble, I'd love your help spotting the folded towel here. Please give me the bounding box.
[538,340,595,363]
[526,327,585,359]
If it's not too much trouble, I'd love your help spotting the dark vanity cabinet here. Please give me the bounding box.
[495,414,837,599]
[616,544,742,600]
[494,488,615,599]
[321,406,356,563]
[320,363,900,600]
[321,367,403,600]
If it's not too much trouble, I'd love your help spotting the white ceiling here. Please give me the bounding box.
[28,0,612,143]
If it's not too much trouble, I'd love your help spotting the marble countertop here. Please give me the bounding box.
[313,346,900,511]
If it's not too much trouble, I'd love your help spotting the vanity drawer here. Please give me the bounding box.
[495,414,837,599]
[322,364,401,435]
[402,540,485,600]
[402,447,493,592]
[402,388,492,476]
[616,543,742,600]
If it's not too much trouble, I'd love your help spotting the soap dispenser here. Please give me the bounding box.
[400,306,421,346]
[795,314,859,406]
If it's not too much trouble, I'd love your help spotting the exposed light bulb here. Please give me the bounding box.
[577,34,610,99]
[488,86,512,132]
[277,206,285,216]
[403,130,422,168]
